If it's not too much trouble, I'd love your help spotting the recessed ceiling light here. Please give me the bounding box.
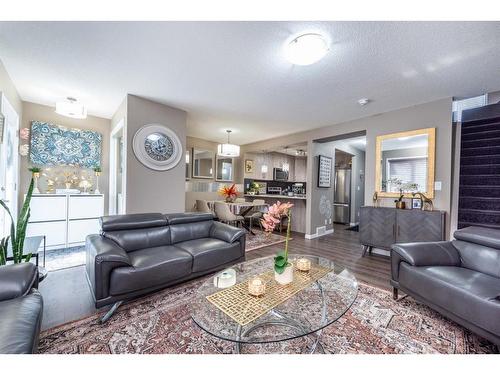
[357,98,370,106]
[285,33,328,66]
[55,97,87,119]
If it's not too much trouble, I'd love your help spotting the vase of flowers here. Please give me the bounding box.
[261,201,294,285]
[219,184,238,203]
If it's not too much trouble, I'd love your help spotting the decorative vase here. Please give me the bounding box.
[33,172,40,194]
[395,201,406,209]
[225,196,235,203]
[274,262,294,285]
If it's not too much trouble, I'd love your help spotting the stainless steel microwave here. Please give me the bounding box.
[273,167,289,181]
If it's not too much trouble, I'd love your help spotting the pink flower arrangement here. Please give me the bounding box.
[260,201,294,274]
[261,201,294,233]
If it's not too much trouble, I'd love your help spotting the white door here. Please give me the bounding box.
[0,93,20,238]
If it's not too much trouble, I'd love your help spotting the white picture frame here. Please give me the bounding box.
[132,124,183,171]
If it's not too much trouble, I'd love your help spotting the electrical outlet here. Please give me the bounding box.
[324,219,328,225]
[329,218,332,224]
[435,181,442,191]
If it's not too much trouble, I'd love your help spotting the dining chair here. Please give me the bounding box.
[245,199,266,232]
[196,199,212,213]
[214,201,244,227]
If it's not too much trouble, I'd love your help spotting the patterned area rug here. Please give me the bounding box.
[39,278,497,354]
[245,230,288,252]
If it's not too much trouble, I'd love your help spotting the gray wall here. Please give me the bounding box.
[243,98,453,237]
[125,95,187,214]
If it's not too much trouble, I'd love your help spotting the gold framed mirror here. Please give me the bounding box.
[375,127,436,198]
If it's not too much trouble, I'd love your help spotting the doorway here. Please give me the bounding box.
[109,119,126,215]
[0,93,20,238]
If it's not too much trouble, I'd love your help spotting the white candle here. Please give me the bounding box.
[296,258,311,272]
[248,277,266,296]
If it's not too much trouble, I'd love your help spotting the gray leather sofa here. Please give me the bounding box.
[86,212,246,321]
[0,262,43,353]
[391,226,500,346]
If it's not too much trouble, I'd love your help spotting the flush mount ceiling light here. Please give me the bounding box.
[55,97,87,119]
[285,33,328,66]
[217,130,240,157]
[357,98,370,106]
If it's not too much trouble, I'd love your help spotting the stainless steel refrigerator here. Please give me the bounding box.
[333,169,351,224]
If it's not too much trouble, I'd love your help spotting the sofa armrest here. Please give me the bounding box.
[0,263,38,302]
[85,235,132,301]
[391,241,460,282]
[210,221,246,243]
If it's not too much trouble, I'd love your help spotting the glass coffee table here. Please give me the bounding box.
[191,255,358,353]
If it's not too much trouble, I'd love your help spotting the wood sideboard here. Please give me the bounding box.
[359,206,446,256]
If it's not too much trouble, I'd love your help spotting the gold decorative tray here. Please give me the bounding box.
[206,264,331,326]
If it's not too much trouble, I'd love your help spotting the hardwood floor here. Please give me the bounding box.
[38,224,391,330]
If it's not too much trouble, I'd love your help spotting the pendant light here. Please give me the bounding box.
[55,97,87,119]
[217,130,240,157]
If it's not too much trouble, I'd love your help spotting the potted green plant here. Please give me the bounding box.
[0,178,35,266]
[261,201,294,284]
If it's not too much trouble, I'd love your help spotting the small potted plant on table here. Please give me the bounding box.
[261,201,294,284]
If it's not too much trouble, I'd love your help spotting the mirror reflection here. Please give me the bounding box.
[377,129,435,196]
[216,157,233,181]
[192,149,214,178]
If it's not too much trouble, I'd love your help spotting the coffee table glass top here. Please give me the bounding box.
[190,255,358,344]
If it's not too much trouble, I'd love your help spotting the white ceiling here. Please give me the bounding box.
[0,21,499,145]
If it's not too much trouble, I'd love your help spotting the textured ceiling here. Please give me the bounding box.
[0,21,499,145]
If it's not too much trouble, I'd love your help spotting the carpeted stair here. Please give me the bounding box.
[458,112,500,229]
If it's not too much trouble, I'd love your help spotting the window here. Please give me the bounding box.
[387,157,427,192]
[452,94,488,122]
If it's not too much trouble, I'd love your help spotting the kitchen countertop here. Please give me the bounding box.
[244,194,307,200]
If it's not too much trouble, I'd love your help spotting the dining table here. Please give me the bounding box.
[207,200,269,235]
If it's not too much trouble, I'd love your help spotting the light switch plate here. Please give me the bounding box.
[435,181,442,191]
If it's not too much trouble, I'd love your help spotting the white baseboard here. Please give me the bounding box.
[304,228,334,240]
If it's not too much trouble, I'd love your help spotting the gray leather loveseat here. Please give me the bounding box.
[391,226,500,346]
[86,212,246,322]
[0,262,43,353]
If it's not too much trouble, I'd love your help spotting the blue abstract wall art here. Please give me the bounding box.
[30,121,102,168]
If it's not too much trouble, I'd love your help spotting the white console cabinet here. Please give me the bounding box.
[26,194,104,249]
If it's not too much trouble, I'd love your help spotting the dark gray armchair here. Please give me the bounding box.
[86,212,246,322]
[0,263,43,354]
[391,226,500,347]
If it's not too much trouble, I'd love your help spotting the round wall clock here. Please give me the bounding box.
[132,124,183,171]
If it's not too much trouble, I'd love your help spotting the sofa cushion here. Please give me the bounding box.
[103,226,171,252]
[0,291,43,354]
[176,238,242,273]
[452,240,500,278]
[170,220,213,244]
[109,246,192,295]
[399,263,500,337]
